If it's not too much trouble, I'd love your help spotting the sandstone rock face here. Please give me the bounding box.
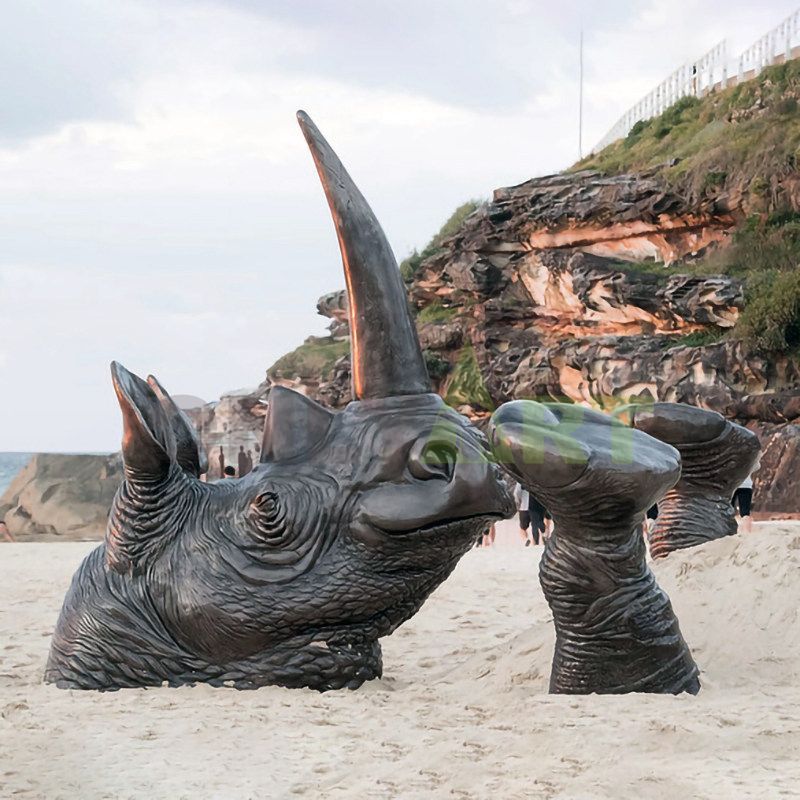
[186,387,268,480]
[748,422,800,513]
[451,170,734,265]
[0,454,122,540]
[210,168,800,513]
[487,337,799,411]
[659,275,744,327]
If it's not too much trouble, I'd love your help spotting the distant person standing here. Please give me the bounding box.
[733,469,755,534]
[516,483,548,546]
[218,446,225,479]
[0,521,14,543]
[529,495,551,543]
[246,449,254,474]
[238,445,250,478]
[523,494,551,545]
[515,483,530,545]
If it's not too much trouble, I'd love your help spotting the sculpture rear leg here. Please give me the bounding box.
[629,403,761,558]
[489,400,700,695]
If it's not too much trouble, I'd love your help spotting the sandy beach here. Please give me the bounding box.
[2,520,799,799]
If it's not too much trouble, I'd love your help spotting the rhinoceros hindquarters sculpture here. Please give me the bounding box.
[490,401,700,695]
[630,403,761,559]
[45,112,514,691]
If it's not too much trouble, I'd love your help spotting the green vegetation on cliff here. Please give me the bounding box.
[738,267,800,352]
[443,345,494,410]
[577,60,800,205]
[423,350,452,381]
[417,302,459,324]
[578,61,800,356]
[400,200,482,282]
[689,214,800,352]
[269,336,349,381]
[663,329,727,350]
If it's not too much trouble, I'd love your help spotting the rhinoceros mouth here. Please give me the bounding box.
[378,512,502,539]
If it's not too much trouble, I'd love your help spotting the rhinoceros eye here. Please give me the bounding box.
[409,440,458,482]
[248,491,287,544]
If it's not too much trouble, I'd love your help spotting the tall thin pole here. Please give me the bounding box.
[579,27,584,160]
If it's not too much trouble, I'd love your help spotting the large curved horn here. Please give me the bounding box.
[297,110,431,400]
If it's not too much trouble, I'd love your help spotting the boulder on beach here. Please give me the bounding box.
[0,453,122,540]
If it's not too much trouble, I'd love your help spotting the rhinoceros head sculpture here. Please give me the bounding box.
[45,113,514,691]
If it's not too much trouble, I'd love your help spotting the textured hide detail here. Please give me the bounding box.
[489,400,700,695]
[631,403,761,558]
[45,113,515,692]
[46,388,513,691]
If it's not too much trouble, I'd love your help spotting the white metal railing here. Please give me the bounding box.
[592,7,800,154]
[737,8,800,80]
[593,41,727,153]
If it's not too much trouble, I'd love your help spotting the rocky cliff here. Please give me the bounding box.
[240,163,800,512]
[185,387,269,480]
[0,454,122,540]
[9,63,800,537]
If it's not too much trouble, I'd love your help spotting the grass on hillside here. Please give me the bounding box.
[400,200,482,282]
[268,336,349,381]
[443,345,494,410]
[577,59,800,205]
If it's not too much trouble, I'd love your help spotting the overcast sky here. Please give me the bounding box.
[1,0,797,452]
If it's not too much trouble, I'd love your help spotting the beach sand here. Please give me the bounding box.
[1,520,798,799]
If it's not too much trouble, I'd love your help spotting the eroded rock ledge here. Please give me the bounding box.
[437,169,735,264]
[7,167,796,539]
[283,169,798,512]
[0,454,122,540]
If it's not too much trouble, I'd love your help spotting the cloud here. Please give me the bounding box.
[0,1,139,140]
[185,0,632,113]
[0,262,325,451]
[0,0,798,450]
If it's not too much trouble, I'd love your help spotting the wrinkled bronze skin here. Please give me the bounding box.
[489,401,700,695]
[46,381,511,691]
[45,113,514,692]
[629,403,761,559]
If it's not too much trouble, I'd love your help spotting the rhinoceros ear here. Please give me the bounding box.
[147,375,208,477]
[111,362,176,480]
[261,386,334,463]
